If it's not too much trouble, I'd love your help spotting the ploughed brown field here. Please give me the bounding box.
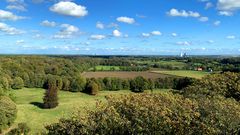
[82,71,173,79]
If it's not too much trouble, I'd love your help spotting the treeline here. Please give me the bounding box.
[85,76,195,93]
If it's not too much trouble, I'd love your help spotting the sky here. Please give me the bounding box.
[0,0,240,55]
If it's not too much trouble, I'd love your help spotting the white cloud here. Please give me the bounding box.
[116,16,135,24]
[218,11,233,16]
[208,40,214,43]
[214,20,221,26]
[151,31,162,36]
[177,41,191,46]
[6,5,26,11]
[226,35,236,39]
[172,33,178,37]
[16,39,24,45]
[167,8,200,18]
[142,33,150,37]
[205,2,213,9]
[136,14,146,18]
[167,8,208,22]
[96,21,104,29]
[90,34,106,40]
[217,0,240,11]
[113,29,121,37]
[199,16,209,22]
[0,10,25,21]
[40,20,56,27]
[53,24,79,39]
[0,22,24,35]
[50,1,88,17]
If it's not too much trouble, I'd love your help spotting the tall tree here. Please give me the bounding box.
[43,77,59,109]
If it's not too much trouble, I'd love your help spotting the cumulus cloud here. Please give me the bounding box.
[205,2,213,9]
[199,16,209,22]
[167,8,208,22]
[6,0,26,11]
[90,34,106,40]
[217,0,240,16]
[96,21,104,29]
[151,31,162,36]
[0,10,25,21]
[217,0,240,11]
[50,1,88,17]
[172,33,178,37]
[6,5,26,11]
[0,22,24,35]
[226,35,236,39]
[167,8,200,17]
[113,29,121,37]
[142,33,150,37]
[116,16,135,24]
[53,24,79,39]
[218,11,233,16]
[40,20,57,27]
[214,20,221,26]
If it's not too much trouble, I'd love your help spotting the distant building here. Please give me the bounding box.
[196,67,203,71]
[180,52,187,58]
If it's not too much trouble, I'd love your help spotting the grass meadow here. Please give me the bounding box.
[12,88,167,134]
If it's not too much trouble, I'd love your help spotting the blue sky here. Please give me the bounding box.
[0,0,240,55]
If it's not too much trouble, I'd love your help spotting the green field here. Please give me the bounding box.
[12,88,167,134]
[135,60,187,68]
[89,65,120,71]
[152,70,209,79]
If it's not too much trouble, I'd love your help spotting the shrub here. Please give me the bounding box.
[6,123,30,135]
[0,96,17,133]
[45,93,240,134]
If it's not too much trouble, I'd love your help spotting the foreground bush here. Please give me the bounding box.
[6,123,30,135]
[45,93,240,135]
[0,96,17,133]
[183,72,240,101]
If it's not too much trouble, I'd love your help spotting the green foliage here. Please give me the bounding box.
[45,93,240,135]
[183,72,240,101]
[0,96,17,133]
[70,76,86,92]
[43,78,59,109]
[130,76,147,92]
[85,80,99,95]
[6,123,30,135]
[12,77,24,89]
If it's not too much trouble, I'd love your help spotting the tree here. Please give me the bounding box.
[43,78,59,109]
[130,76,147,92]
[85,81,99,95]
[70,76,86,92]
[12,77,24,89]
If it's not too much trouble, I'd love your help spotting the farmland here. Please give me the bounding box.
[152,70,209,79]
[88,66,120,71]
[82,71,173,79]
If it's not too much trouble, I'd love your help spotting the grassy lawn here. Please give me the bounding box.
[152,70,209,79]
[89,65,120,71]
[12,88,167,134]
